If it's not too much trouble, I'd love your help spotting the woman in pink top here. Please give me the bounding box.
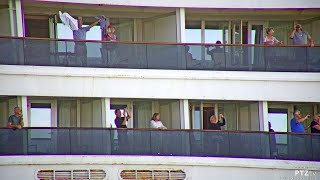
[264,27,282,45]
[103,24,117,41]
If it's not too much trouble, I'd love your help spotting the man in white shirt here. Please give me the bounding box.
[150,113,167,129]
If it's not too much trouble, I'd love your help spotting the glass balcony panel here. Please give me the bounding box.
[0,37,319,72]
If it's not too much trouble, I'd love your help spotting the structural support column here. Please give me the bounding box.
[259,101,269,131]
[102,98,111,128]
[15,0,23,37]
[176,8,185,43]
[8,0,24,37]
[180,99,190,129]
[17,96,28,127]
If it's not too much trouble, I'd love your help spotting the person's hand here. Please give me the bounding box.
[16,125,22,129]
[219,113,224,119]
[306,115,311,119]
[310,43,314,47]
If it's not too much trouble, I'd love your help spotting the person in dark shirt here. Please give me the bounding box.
[7,107,24,129]
[114,108,131,128]
[114,108,130,154]
[208,113,226,130]
[311,114,320,134]
[269,121,277,158]
[206,41,224,65]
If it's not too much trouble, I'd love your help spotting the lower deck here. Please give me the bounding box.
[0,155,319,180]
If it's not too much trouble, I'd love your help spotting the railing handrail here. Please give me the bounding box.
[0,36,319,47]
[1,127,319,136]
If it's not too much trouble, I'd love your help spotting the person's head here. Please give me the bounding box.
[152,113,160,121]
[215,41,222,44]
[209,115,217,123]
[314,113,320,121]
[186,45,190,52]
[293,110,301,119]
[107,25,115,34]
[115,109,121,118]
[77,18,83,28]
[268,121,272,129]
[295,24,302,32]
[14,107,21,115]
[266,27,274,36]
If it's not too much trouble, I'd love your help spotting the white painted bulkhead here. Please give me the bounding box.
[0,65,320,102]
[30,0,320,9]
[0,155,319,180]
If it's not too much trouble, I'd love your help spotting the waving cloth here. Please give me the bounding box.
[59,11,78,31]
[95,15,107,40]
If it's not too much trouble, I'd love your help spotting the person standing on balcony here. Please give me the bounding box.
[208,113,226,130]
[103,25,117,42]
[264,27,282,45]
[114,108,130,154]
[290,24,314,46]
[7,107,24,129]
[269,122,277,158]
[150,113,167,129]
[73,17,100,66]
[7,107,24,154]
[290,110,310,133]
[310,114,320,134]
[102,25,117,66]
[114,108,131,128]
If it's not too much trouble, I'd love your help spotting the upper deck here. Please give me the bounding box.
[1,36,320,72]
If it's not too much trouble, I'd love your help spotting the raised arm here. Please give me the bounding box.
[125,108,131,119]
[296,115,309,123]
[219,114,226,126]
[86,20,100,30]
[289,29,295,39]
[219,118,226,126]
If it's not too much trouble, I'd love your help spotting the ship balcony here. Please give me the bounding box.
[1,127,319,161]
[0,37,320,72]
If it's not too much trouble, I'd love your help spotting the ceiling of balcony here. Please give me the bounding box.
[22,1,175,19]
[186,9,320,21]
[22,1,320,22]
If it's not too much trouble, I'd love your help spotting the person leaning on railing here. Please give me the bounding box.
[208,113,226,130]
[290,110,310,133]
[7,107,24,129]
[264,27,283,45]
[290,24,314,47]
[150,113,167,129]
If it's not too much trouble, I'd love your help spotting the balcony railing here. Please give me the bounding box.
[0,127,319,161]
[0,37,320,72]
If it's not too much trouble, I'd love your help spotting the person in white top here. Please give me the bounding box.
[263,27,282,45]
[150,113,167,129]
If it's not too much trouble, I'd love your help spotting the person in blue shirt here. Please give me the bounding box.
[290,110,310,133]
